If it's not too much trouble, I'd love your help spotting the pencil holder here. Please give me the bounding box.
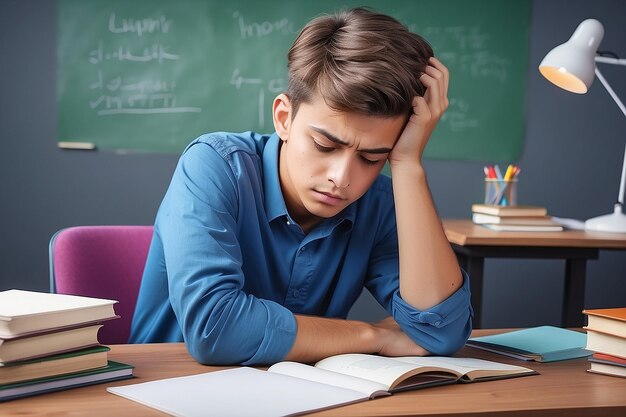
[484,179,517,206]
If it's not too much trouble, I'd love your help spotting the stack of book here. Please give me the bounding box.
[0,289,134,402]
[583,307,626,378]
[471,204,564,232]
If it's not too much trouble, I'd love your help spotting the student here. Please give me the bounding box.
[130,8,472,365]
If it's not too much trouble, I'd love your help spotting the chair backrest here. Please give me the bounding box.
[49,225,153,344]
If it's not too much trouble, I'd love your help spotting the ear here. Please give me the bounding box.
[272,93,291,141]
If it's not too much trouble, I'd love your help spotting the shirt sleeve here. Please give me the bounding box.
[157,140,297,366]
[364,226,473,356]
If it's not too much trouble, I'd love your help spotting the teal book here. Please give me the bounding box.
[0,360,134,402]
[466,326,592,362]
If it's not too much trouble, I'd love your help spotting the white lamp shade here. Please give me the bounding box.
[539,19,604,94]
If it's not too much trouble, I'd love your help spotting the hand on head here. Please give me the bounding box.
[389,57,450,166]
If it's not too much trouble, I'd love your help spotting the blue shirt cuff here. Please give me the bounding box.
[391,269,473,355]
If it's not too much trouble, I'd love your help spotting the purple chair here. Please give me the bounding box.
[49,225,154,344]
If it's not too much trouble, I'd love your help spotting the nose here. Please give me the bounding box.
[328,155,351,189]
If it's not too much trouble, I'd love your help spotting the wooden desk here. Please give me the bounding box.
[2,332,626,417]
[444,219,626,328]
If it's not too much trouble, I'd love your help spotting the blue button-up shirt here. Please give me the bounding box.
[130,132,472,365]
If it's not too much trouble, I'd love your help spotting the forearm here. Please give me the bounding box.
[285,315,430,363]
[284,315,379,363]
[390,162,462,310]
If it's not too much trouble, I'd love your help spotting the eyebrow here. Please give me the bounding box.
[309,126,393,154]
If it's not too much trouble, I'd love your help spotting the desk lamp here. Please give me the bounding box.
[539,19,626,233]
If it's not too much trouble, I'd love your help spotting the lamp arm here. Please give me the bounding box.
[595,56,626,66]
[617,146,626,205]
[593,58,626,206]
[594,67,626,118]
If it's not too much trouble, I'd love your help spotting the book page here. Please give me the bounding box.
[268,361,390,398]
[314,354,455,389]
[0,290,116,317]
[108,367,369,417]
[390,356,533,381]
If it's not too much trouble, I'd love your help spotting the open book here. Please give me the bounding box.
[311,354,535,391]
[108,354,535,417]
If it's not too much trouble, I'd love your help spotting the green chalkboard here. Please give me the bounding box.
[57,0,530,160]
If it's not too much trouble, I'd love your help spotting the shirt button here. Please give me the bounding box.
[293,289,300,297]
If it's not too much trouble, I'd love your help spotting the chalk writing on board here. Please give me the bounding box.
[232,11,295,39]
[230,69,286,128]
[228,11,294,128]
[88,41,180,64]
[108,12,172,36]
[407,24,511,131]
[87,12,202,116]
[443,98,479,131]
[412,24,511,84]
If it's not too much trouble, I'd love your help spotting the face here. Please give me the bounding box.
[273,93,406,233]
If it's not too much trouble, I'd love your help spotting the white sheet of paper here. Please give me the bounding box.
[108,367,368,417]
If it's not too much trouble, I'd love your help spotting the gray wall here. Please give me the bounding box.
[1,0,625,328]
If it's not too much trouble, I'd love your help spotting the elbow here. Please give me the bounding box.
[184,321,288,366]
[403,307,473,356]
[423,313,473,356]
[183,309,258,365]
[185,333,247,365]
[176,292,296,366]
[426,334,468,356]
[180,297,253,366]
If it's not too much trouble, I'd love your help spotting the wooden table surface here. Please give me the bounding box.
[443,219,626,248]
[2,329,626,416]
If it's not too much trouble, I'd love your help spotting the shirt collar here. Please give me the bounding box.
[262,132,356,230]
[263,133,288,222]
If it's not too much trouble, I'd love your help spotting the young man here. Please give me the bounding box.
[130,8,472,365]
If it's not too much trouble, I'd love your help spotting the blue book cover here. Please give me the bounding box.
[466,326,592,362]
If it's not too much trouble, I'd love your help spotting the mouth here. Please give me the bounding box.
[320,191,344,199]
[313,190,346,205]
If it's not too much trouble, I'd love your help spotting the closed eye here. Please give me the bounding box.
[313,140,334,153]
[360,155,383,165]
[312,135,384,165]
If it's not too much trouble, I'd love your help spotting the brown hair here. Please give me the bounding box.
[287,7,433,118]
